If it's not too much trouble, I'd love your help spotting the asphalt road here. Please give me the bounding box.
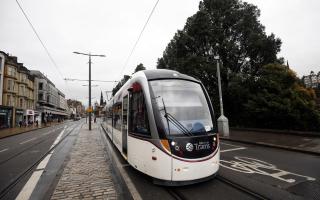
[0,120,82,200]
[100,126,320,200]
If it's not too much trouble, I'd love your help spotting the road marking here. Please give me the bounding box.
[0,148,9,153]
[20,137,37,145]
[37,154,52,170]
[16,127,67,200]
[15,170,43,200]
[220,156,316,183]
[220,147,246,153]
[220,142,243,148]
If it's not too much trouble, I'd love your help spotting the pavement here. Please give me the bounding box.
[220,128,320,155]
[50,122,118,200]
[0,121,66,139]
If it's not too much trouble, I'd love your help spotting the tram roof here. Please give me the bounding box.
[142,69,199,83]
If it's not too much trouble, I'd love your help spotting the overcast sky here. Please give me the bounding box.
[1,0,319,106]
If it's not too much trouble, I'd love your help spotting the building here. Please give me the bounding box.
[67,99,84,118]
[30,70,67,124]
[0,52,35,128]
[302,71,320,89]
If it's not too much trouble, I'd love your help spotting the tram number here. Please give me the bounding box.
[220,156,316,183]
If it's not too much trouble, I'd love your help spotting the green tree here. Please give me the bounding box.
[157,0,282,118]
[134,63,146,73]
[112,75,130,96]
[242,64,320,131]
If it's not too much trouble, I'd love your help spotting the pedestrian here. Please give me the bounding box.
[19,120,22,127]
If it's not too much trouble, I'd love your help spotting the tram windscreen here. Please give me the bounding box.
[150,79,214,136]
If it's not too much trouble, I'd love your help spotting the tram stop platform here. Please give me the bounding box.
[50,123,118,200]
[220,128,320,155]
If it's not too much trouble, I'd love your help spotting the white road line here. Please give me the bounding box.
[19,137,37,145]
[0,148,9,153]
[16,126,67,200]
[37,154,52,170]
[15,170,43,200]
[220,147,246,153]
[220,142,244,148]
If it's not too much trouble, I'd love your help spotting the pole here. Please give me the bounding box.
[216,58,229,137]
[89,54,92,130]
[217,60,224,116]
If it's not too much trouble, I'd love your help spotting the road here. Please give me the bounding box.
[1,122,319,200]
[0,120,83,200]
[99,125,320,200]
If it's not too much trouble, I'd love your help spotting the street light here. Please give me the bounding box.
[73,51,106,130]
[214,55,229,137]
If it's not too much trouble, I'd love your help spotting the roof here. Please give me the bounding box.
[142,69,199,82]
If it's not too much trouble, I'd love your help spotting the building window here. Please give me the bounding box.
[20,98,23,108]
[7,79,14,91]
[0,57,2,71]
[38,93,43,101]
[39,82,43,90]
[7,66,16,77]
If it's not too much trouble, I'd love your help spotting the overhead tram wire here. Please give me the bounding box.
[15,0,64,80]
[117,0,160,80]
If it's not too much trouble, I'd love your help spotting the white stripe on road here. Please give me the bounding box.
[16,127,67,200]
[220,147,246,153]
[19,137,37,145]
[220,142,243,148]
[15,170,43,200]
[0,148,9,153]
[36,153,52,170]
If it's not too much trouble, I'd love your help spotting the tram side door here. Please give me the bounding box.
[122,95,128,156]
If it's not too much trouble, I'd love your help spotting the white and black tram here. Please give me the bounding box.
[102,69,219,185]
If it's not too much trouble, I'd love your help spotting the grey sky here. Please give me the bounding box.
[1,0,319,106]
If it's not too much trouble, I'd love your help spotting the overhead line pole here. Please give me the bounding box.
[73,51,106,131]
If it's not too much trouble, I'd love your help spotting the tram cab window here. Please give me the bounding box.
[129,83,150,136]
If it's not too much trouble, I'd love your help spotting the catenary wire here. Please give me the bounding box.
[118,0,160,80]
[15,0,64,80]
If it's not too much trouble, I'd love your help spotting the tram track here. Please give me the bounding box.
[0,122,81,200]
[0,125,65,166]
[165,175,268,200]
[215,175,268,200]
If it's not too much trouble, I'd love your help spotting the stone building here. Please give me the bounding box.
[302,71,320,89]
[0,51,35,128]
[30,70,67,124]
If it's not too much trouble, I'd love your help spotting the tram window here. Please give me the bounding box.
[106,106,112,127]
[113,102,122,131]
[130,87,150,136]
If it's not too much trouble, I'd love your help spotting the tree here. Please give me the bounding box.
[241,64,320,131]
[157,0,282,117]
[112,75,130,96]
[134,63,146,73]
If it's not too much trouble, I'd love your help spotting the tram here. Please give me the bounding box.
[102,69,220,185]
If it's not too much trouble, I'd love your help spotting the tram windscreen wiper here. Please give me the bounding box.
[161,98,193,136]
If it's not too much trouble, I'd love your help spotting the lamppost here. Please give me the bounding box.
[73,51,106,130]
[214,55,229,137]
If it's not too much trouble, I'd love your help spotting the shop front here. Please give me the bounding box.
[25,109,35,124]
[15,108,24,127]
[0,106,13,129]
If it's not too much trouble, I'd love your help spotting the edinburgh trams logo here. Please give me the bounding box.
[186,143,194,152]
